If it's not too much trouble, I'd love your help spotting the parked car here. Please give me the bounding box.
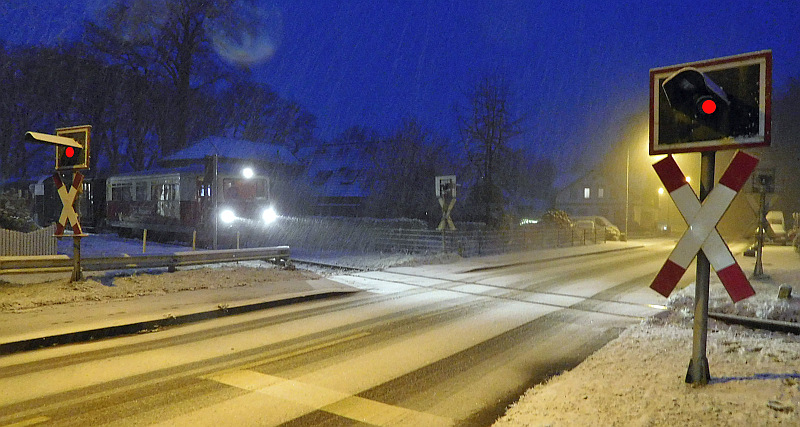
[572,216,622,241]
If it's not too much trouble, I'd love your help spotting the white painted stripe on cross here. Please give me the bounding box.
[652,152,756,302]
[666,184,737,270]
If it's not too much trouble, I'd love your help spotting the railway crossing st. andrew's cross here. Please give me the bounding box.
[650,151,758,303]
[649,50,771,385]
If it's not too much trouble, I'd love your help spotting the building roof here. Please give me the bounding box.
[305,143,373,199]
[163,137,300,165]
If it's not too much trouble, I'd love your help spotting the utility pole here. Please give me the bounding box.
[212,154,219,250]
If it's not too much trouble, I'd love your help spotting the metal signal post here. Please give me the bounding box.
[686,151,715,385]
[25,125,91,282]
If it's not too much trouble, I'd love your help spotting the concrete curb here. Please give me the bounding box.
[0,290,357,356]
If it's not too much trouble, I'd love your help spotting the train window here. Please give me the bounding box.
[136,182,149,201]
[198,184,212,198]
[222,178,267,200]
[83,182,93,204]
[111,183,133,201]
[152,183,177,201]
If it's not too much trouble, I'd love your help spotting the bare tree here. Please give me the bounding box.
[212,79,316,154]
[458,74,523,226]
[87,0,234,155]
[365,119,449,220]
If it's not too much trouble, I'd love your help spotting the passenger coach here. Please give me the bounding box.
[105,164,277,239]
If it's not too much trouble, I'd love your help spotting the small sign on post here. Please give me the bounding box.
[435,175,456,231]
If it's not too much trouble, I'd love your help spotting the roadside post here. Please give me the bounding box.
[24,125,92,282]
[649,51,771,384]
[435,175,456,232]
[751,171,775,278]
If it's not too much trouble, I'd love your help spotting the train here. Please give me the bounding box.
[4,162,279,245]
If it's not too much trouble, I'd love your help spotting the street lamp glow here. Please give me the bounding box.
[242,167,254,179]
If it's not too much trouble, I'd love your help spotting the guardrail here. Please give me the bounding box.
[0,246,290,275]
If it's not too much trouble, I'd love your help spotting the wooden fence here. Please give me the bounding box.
[0,225,57,256]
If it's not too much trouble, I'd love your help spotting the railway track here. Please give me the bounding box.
[291,258,368,274]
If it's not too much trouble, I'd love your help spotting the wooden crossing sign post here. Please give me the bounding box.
[650,51,771,385]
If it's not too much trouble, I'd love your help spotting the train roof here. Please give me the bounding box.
[107,163,266,180]
[162,137,299,165]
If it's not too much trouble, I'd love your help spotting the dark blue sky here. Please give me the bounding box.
[2,1,799,166]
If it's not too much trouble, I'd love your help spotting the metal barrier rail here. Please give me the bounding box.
[0,246,290,275]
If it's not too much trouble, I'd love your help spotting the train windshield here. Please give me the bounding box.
[222,178,268,200]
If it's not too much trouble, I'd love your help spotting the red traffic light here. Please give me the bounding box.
[65,147,75,158]
[701,99,717,115]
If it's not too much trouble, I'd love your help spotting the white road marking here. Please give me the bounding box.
[203,369,454,427]
[4,416,50,427]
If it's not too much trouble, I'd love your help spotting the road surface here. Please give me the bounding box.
[0,241,684,426]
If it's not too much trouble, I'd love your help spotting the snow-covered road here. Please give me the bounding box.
[1,240,674,426]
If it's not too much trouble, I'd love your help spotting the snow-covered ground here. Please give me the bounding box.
[34,234,800,424]
[56,232,190,257]
[494,244,800,426]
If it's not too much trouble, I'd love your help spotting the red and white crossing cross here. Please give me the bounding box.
[53,172,84,236]
[651,151,758,303]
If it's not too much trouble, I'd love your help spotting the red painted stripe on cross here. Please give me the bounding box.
[650,150,758,302]
[651,259,686,298]
[653,156,686,193]
[718,151,759,192]
[53,173,64,189]
[71,172,84,189]
[716,264,756,302]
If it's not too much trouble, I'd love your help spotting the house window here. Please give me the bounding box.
[584,187,591,199]
[598,188,604,198]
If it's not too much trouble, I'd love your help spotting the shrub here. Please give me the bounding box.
[540,209,572,228]
[0,191,37,232]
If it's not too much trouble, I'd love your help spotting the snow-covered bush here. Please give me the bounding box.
[540,209,572,228]
[0,191,36,232]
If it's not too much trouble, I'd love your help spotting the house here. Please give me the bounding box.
[302,143,373,216]
[555,164,661,233]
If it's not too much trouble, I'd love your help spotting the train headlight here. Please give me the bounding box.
[220,209,236,224]
[262,207,277,224]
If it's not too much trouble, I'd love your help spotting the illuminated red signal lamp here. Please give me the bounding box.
[700,98,717,115]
